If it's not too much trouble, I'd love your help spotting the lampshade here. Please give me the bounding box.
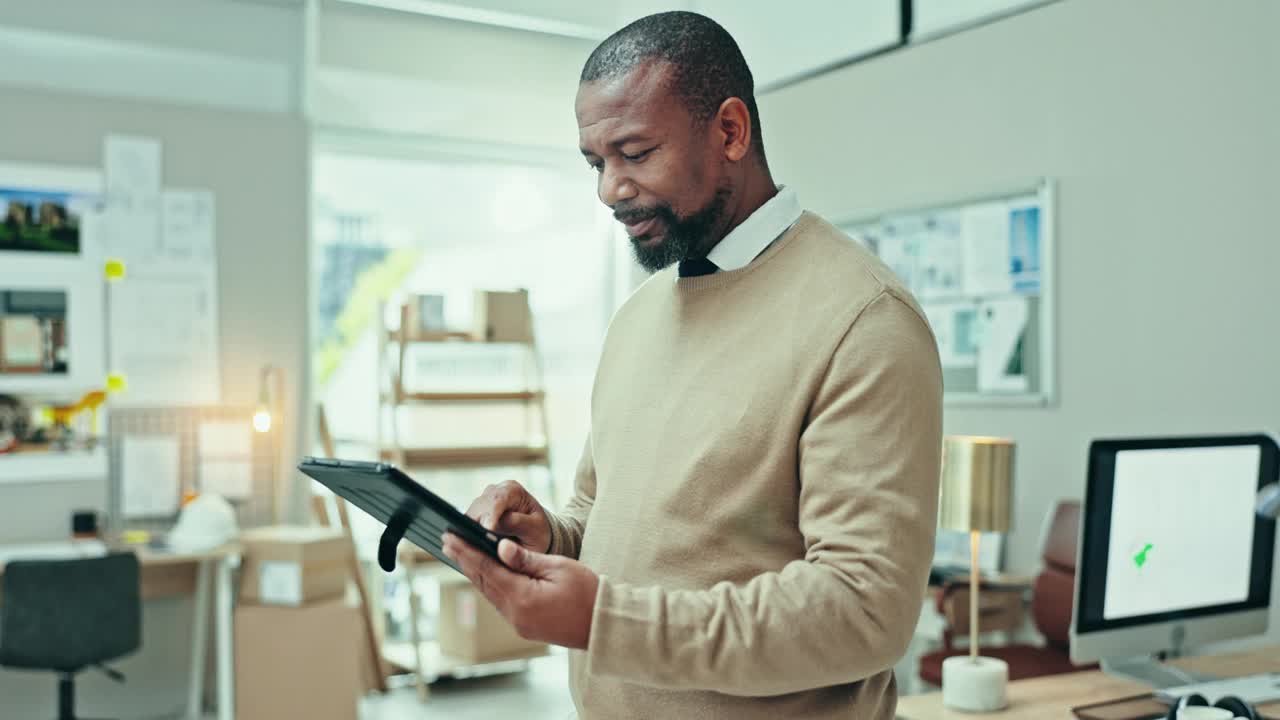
[939,436,1014,533]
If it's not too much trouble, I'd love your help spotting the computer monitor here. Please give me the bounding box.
[1071,434,1278,686]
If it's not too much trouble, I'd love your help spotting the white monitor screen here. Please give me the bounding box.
[1103,445,1261,620]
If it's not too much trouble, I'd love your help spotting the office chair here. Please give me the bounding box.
[0,552,142,720]
[919,500,1096,685]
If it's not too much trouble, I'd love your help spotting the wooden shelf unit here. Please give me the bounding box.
[395,390,544,403]
[377,444,550,468]
[373,296,555,700]
[376,299,554,476]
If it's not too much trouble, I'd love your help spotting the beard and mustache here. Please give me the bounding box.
[615,185,732,274]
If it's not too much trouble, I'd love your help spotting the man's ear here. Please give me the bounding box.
[716,97,753,163]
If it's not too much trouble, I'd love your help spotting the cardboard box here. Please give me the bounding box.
[236,599,361,720]
[239,526,350,607]
[472,289,533,343]
[437,577,548,663]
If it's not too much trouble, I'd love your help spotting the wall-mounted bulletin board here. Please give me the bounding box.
[107,405,278,535]
[839,180,1055,406]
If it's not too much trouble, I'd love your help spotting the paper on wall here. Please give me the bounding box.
[103,135,162,259]
[197,419,253,500]
[108,260,220,406]
[976,296,1030,393]
[200,460,253,500]
[161,190,215,262]
[198,421,251,459]
[1009,204,1042,294]
[922,301,979,369]
[961,203,1013,296]
[105,135,161,198]
[876,225,919,292]
[915,213,964,299]
[121,434,181,518]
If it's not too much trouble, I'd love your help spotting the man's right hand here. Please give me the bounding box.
[465,480,553,554]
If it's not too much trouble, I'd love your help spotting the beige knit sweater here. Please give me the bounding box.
[547,212,943,719]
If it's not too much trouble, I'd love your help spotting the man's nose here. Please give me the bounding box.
[598,163,637,207]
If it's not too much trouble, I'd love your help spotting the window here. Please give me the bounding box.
[312,148,612,515]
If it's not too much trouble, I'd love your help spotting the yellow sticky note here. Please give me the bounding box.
[120,530,151,545]
[104,259,126,280]
[106,374,127,393]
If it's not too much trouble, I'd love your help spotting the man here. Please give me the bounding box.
[442,11,942,719]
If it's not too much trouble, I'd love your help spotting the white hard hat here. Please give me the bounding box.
[168,494,239,552]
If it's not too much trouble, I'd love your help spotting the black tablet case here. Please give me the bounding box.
[298,457,507,574]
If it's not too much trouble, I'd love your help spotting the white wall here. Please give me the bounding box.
[315,2,596,149]
[692,0,900,89]
[911,0,1052,40]
[760,0,1280,641]
[0,0,304,113]
[0,0,311,710]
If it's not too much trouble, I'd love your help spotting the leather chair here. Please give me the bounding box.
[919,500,1096,685]
[0,553,142,720]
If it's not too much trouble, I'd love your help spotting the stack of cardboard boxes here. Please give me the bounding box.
[235,526,362,720]
[437,572,548,663]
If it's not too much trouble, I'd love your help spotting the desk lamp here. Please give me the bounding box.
[254,364,288,521]
[938,435,1014,712]
[253,365,277,434]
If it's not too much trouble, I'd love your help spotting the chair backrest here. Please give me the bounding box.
[0,552,141,672]
[1031,500,1081,650]
[939,583,1027,641]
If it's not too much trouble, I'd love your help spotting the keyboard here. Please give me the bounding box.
[1155,673,1280,705]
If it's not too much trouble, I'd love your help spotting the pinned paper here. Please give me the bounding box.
[106,373,128,393]
[976,297,1030,393]
[923,301,979,369]
[121,434,182,518]
[104,259,127,280]
[108,264,220,406]
[197,421,252,500]
[962,203,1014,296]
[103,134,162,258]
[200,460,253,500]
[198,421,252,458]
[161,190,215,261]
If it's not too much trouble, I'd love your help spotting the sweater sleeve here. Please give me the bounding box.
[546,433,597,559]
[583,290,943,696]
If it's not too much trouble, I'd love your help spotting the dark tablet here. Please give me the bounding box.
[298,456,507,574]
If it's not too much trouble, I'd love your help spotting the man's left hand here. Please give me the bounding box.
[441,533,599,650]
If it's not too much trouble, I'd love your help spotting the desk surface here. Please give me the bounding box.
[896,647,1280,719]
[0,542,240,602]
[0,541,240,573]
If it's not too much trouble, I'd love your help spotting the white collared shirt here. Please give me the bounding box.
[706,185,802,272]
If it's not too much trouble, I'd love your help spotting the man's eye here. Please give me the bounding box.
[587,161,603,173]
[622,149,653,162]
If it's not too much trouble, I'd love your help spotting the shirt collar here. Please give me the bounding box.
[706,185,802,272]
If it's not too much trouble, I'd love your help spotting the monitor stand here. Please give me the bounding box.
[1101,656,1219,689]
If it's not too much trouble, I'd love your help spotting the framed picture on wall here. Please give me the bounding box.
[0,162,102,256]
[0,162,106,395]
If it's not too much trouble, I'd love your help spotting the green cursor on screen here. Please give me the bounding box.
[1133,543,1154,568]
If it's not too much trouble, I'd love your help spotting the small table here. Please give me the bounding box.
[895,646,1280,719]
[0,543,241,720]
